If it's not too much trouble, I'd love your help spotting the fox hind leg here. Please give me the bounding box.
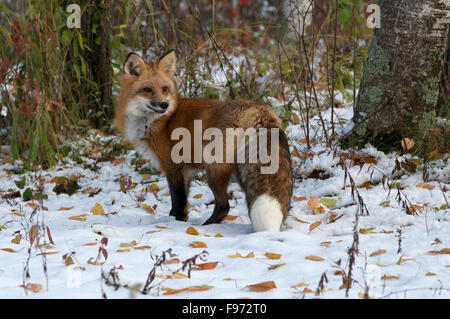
[203,164,233,225]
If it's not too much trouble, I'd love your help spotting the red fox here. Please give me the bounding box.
[114,50,293,231]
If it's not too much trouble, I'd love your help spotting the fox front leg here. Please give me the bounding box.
[166,170,188,221]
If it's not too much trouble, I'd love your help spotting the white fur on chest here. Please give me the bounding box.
[124,110,161,171]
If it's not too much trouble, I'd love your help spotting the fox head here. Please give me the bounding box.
[115,50,178,135]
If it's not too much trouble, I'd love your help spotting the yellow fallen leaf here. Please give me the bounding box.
[305,255,324,262]
[120,240,137,248]
[370,249,387,257]
[11,234,22,245]
[69,215,86,222]
[309,221,321,232]
[193,194,203,199]
[416,183,434,190]
[139,204,155,215]
[227,251,255,258]
[186,226,199,235]
[90,203,105,216]
[265,252,281,260]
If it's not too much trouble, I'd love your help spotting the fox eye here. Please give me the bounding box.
[143,87,153,94]
[162,86,169,93]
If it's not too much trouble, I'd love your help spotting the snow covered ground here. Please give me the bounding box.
[0,101,448,299]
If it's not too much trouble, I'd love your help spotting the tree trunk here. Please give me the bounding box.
[81,0,112,129]
[346,0,450,155]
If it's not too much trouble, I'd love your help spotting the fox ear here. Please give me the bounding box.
[158,50,176,77]
[124,53,145,76]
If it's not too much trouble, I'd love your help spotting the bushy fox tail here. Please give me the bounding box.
[237,127,293,232]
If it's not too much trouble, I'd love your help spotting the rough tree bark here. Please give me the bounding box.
[346,0,450,155]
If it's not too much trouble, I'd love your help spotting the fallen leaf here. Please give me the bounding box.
[29,224,39,246]
[291,282,308,289]
[427,248,450,255]
[120,240,137,248]
[401,138,415,151]
[139,204,155,215]
[320,198,337,208]
[293,196,308,201]
[265,252,281,260]
[193,194,203,199]
[228,251,255,258]
[133,246,151,250]
[163,258,180,265]
[358,180,372,189]
[189,241,207,248]
[224,215,238,221]
[370,249,387,257]
[195,261,218,270]
[69,215,86,222]
[116,249,131,253]
[268,263,286,270]
[381,275,400,280]
[305,255,325,262]
[425,272,437,276]
[186,226,199,235]
[90,203,105,216]
[83,242,98,246]
[309,221,321,232]
[307,197,320,210]
[359,227,376,234]
[58,207,74,211]
[247,281,276,292]
[320,241,332,247]
[1,248,18,253]
[11,234,22,245]
[37,251,59,256]
[416,183,434,190]
[24,283,42,293]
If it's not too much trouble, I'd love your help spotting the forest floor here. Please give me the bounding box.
[0,93,449,299]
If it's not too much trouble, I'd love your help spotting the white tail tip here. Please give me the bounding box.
[250,194,283,232]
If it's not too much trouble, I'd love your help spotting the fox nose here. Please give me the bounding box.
[160,102,169,109]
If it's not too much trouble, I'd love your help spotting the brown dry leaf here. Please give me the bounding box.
[112,157,125,166]
[427,248,450,255]
[186,226,199,236]
[309,221,321,232]
[246,281,276,292]
[425,272,437,276]
[370,249,387,257]
[416,183,434,190]
[293,196,308,201]
[134,245,151,250]
[163,258,180,265]
[58,207,74,211]
[29,224,39,246]
[268,263,286,270]
[195,261,219,270]
[316,206,326,214]
[305,255,325,262]
[189,241,207,248]
[320,241,332,247]
[291,282,308,289]
[25,203,38,209]
[90,203,105,216]
[292,113,300,125]
[359,228,376,234]
[432,238,442,246]
[155,225,168,229]
[116,249,131,253]
[69,215,86,222]
[358,180,372,189]
[265,252,281,260]
[401,138,415,151]
[36,251,59,256]
[381,275,400,280]
[11,234,22,245]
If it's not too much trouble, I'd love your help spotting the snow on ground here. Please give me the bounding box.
[0,101,448,299]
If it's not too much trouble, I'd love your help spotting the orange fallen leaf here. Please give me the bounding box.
[228,251,255,258]
[116,249,131,253]
[186,226,199,235]
[133,246,152,250]
[425,272,437,276]
[293,196,308,201]
[195,261,219,270]
[163,258,180,265]
[381,275,400,280]
[358,181,372,189]
[189,241,207,248]
[24,283,42,293]
[305,255,324,262]
[83,242,98,247]
[307,197,320,210]
[69,215,87,222]
[58,207,73,211]
[265,252,281,260]
[427,248,450,255]
[247,281,276,292]
[1,248,17,253]
[224,215,238,221]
